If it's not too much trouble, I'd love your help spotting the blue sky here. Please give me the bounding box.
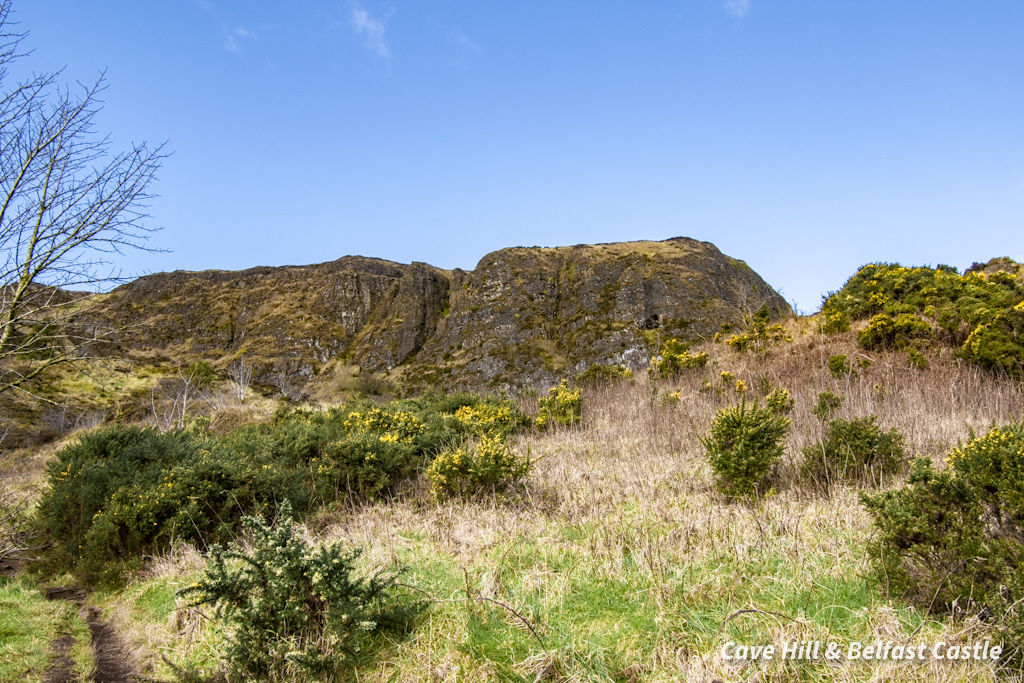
[10,1,1024,313]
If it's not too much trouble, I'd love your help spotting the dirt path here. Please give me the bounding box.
[42,634,78,683]
[43,586,137,683]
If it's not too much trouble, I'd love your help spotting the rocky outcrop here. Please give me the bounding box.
[82,237,791,392]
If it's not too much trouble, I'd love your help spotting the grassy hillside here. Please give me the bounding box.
[4,311,1023,682]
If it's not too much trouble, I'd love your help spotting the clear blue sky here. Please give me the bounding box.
[10,1,1024,313]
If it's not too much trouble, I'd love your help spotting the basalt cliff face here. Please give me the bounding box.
[83,237,790,395]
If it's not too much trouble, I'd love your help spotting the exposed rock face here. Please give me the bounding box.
[83,237,790,392]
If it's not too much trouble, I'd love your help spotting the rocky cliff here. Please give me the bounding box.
[82,237,790,394]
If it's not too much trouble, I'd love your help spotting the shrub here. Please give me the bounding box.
[960,304,1024,378]
[857,313,931,350]
[653,339,708,376]
[701,399,791,498]
[947,423,1024,530]
[827,354,852,377]
[863,424,1024,666]
[576,363,633,386]
[660,389,682,407]
[822,262,1024,375]
[37,426,310,582]
[811,391,844,421]
[724,322,792,353]
[906,347,928,369]
[764,388,794,415]
[819,297,851,333]
[426,435,530,499]
[536,380,582,430]
[178,502,422,681]
[802,416,907,490]
[450,402,528,438]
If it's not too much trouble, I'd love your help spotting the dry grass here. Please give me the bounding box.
[298,332,1024,682]
[59,328,1024,682]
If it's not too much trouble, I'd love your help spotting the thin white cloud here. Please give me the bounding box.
[351,5,390,59]
[724,0,751,19]
[224,26,256,53]
[447,28,480,54]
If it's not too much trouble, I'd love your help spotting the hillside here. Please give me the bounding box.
[79,237,790,397]
[2,254,1024,682]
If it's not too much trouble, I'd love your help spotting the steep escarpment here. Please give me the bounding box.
[83,237,790,393]
[401,238,789,389]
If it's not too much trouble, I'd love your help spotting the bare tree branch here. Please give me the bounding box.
[0,0,168,395]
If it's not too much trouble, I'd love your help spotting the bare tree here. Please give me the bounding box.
[0,0,167,396]
[150,361,215,431]
[228,355,253,403]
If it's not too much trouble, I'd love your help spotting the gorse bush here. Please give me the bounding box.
[536,379,582,430]
[863,423,1024,666]
[653,339,708,377]
[813,390,841,418]
[947,423,1024,530]
[38,426,307,582]
[701,399,791,498]
[811,391,844,421]
[962,301,1024,377]
[802,416,907,491]
[450,402,529,438]
[821,262,1024,376]
[857,313,931,351]
[178,502,422,682]
[426,434,530,499]
[764,387,794,415]
[37,394,527,582]
[722,306,792,353]
[827,354,852,377]
[575,363,633,387]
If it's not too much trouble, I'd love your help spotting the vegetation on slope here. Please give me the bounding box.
[3,258,1024,682]
[821,259,1024,376]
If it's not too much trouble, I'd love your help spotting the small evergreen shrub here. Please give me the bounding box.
[653,339,708,376]
[802,416,907,490]
[724,322,792,353]
[426,435,530,499]
[37,426,307,582]
[660,390,682,407]
[811,391,844,421]
[179,502,422,681]
[906,347,928,369]
[818,298,851,333]
[764,388,794,415]
[947,423,1024,529]
[827,354,852,377]
[857,313,931,350]
[863,424,1024,667]
[701,399,791,498]
[576,363,633,386]
[961,303,1024,378]
[536,380,582,429]
[450,402,529,438]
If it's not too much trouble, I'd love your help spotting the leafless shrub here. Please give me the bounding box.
[228,356,253,403]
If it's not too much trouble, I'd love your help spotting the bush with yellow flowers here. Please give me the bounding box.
[536,379,582,430]
[451,402,527,438]
[862,422,1024,667]
[653,339,708,377]
[426,434,530,499]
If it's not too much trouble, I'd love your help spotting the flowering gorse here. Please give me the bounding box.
[178,501,422,681]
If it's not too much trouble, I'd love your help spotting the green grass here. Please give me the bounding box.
[0,575,92,682]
